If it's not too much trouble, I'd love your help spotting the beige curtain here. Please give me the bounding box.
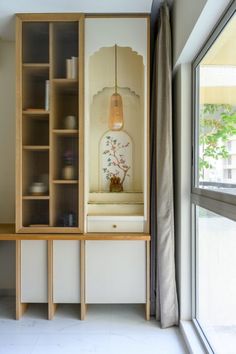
[152,3,179,328]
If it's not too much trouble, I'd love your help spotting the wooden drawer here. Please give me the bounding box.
[87,216,144,233]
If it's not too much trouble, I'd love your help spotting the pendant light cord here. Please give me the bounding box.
[115,44,117,94]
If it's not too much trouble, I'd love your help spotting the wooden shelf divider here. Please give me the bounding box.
[53,180,78,184]
[52,78,77,84]
[23,63,50,68]
[23,145,50,151]
[23,109,49,115]
[22,195,50,200]
[53,129,78,135]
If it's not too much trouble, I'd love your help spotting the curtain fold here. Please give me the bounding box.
[151,3,179,328]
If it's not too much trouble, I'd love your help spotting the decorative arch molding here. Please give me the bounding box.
[89,45,144,103]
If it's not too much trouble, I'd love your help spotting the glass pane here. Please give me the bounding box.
[196,12,236,195]
[196,206,236,353]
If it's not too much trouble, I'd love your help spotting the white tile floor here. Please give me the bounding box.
[0,297,188,354]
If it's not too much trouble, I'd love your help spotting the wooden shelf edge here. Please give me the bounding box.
[0,224,151,241]
[23,109,49,115]
[23,145,50,150]
[53,129,78,135]
[23,63,50,67]
[53,180,78,184]
[22,196,50,200]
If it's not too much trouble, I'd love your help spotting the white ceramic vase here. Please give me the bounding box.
[63,165,75,180]
[64,115,76,129]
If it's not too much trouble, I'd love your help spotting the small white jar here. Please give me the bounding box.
[64,115,77,129]
[62,165,75,180]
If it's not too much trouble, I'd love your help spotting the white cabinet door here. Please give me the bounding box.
[86,241,146,303]
[53,241,80,303]
[21,240,48,303]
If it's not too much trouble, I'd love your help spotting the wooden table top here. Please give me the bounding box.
[0,224,151,241]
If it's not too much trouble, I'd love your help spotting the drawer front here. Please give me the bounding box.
[87,217,144,233]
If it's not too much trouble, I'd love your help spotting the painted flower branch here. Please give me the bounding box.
[102,135,131,187]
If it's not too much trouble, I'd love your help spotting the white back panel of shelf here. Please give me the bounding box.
[85,240,146,303]
[53,240,80,303]
[21,240,48,303]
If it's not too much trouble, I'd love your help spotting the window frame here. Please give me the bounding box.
[191,1,236,352]
[192,0,236,205]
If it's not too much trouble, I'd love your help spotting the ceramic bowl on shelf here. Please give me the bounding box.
[29,182,47,196]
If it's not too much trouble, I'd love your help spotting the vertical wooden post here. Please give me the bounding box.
[80,240,86,320]
[16,240,28,319]
[146,240,150,320]
[48,240,57,320]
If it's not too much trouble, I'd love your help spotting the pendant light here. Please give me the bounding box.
[108,44,124,131]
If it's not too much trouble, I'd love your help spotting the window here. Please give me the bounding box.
[192,2,236,353]
[195,207,236,353]
[194,5,236,195]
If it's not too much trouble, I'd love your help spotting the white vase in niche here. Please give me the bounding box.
[64,115,77,130]
[63,165,75,180]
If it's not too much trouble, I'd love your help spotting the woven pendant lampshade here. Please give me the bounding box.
[108,45,124,131]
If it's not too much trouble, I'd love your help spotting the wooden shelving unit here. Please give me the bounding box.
[16,14,84,233]
[13,14,150,323]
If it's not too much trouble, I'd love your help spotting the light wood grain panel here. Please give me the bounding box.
[49,22,54,227]
[78,15,85,233]
[15,16,23,232]
[145,16,151,234]
[0,224,151,240]
[80,240,86,320]
[16,14,85,22]
[48,240,56,319]
[16,240,29,319]
[16,240,21,319]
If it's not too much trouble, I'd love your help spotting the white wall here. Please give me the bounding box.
[172,0,207,66]
[172,0,232,69]
[0,41,16,292]
[173,64,192,321]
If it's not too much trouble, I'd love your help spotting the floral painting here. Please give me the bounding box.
[100,131,133,191]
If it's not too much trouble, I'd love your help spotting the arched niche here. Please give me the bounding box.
[89,46,144,195]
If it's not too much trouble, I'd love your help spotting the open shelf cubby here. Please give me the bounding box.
[23,116,49,146]
[53,135,78,181]
[22,150,49,197]
[22,200,49,227]
[52,184,78,227]
[52,80,78,129]
[52,22,78,79]
[22,66,49,111]
[22,22,49,64]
